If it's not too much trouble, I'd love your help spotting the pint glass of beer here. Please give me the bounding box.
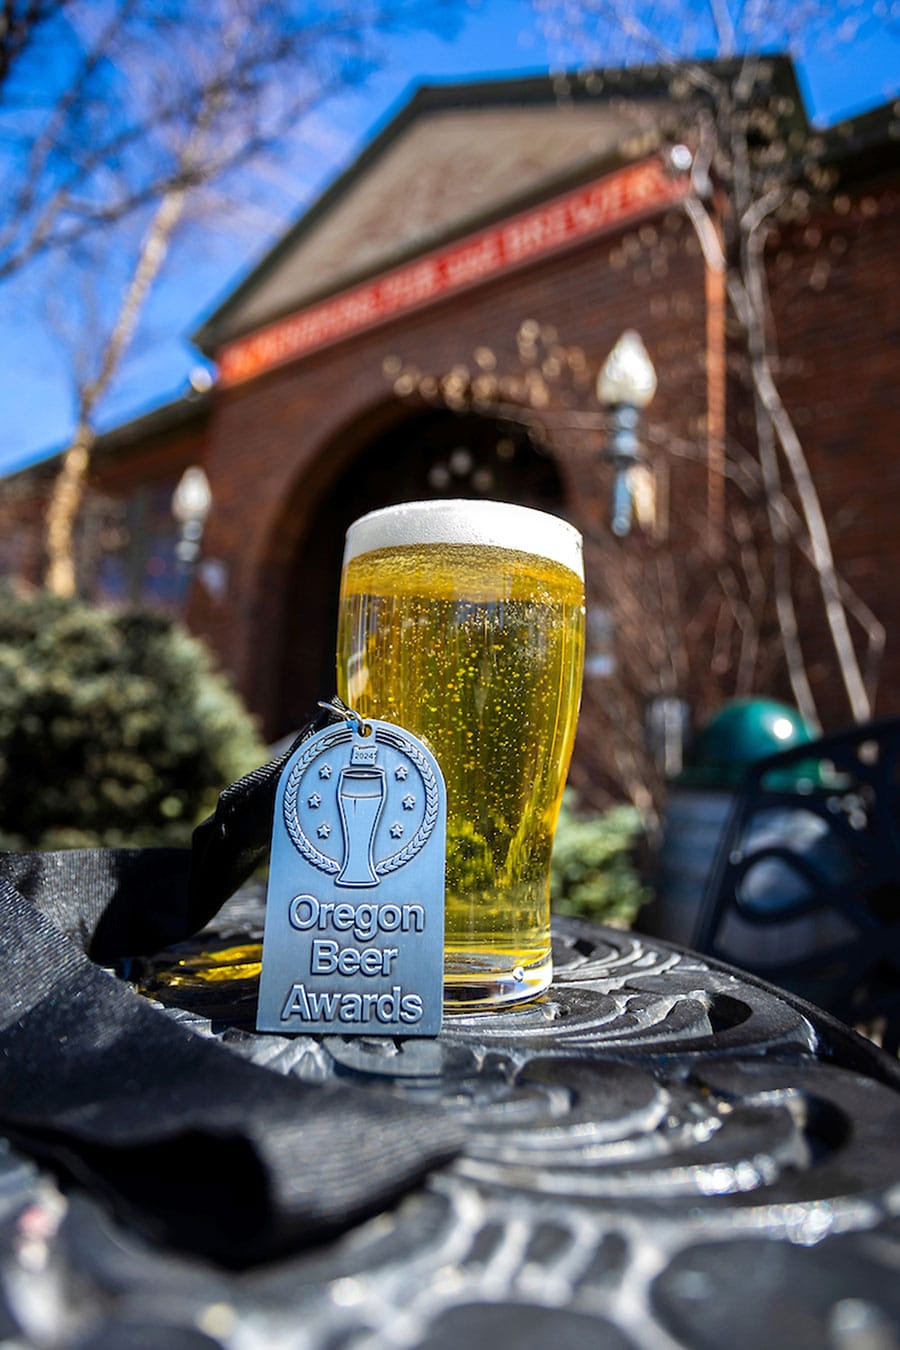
[336,499,585,1009]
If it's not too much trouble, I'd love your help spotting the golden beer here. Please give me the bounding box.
[337,500,585,1009]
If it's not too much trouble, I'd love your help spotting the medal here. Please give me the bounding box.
[257,704,446,1036]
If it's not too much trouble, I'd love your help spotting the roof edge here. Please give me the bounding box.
[1,389,211,485]
[193,57,808,354]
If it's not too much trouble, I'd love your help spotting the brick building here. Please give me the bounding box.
[3,62,898,802]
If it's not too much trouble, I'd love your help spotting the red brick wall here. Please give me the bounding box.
[0,478,49,585]
[767,175,900,725]
[0,420,207,595]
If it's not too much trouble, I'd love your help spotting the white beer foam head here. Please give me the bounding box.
[343,499,584,580]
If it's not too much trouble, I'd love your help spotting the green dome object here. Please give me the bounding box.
[678,698,815,788]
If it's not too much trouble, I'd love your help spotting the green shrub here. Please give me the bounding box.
[0,586,265,849]
[550,789,651,928]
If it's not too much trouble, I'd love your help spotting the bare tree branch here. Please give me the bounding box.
[17,0,463,593]
[0,0,61,93]
[0,0,461,279]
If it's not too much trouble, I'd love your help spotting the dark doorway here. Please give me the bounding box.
[275,404,567,737]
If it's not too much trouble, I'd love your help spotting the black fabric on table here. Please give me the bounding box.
[0,704,462,1267]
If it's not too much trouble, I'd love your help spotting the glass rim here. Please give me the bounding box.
[342,498,584,581]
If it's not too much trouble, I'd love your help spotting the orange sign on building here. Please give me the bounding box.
[218,157,690,387]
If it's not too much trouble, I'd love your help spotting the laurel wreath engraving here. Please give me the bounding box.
[282,722,439,877]
[374,726,440,874]
[282,725,350,874]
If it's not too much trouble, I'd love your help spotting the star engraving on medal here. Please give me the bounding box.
[307,792,322,809]
[402,794,416,810]
[319,764,333,780]
[394,764,409,781]
[389,822,404,839]
[316,822,332,839]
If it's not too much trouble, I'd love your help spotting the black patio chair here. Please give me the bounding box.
[690,716,900,1053]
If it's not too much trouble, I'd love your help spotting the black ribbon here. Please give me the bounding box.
[0,705,462,1267]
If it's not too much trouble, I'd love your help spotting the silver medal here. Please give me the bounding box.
[257,708,446,1036]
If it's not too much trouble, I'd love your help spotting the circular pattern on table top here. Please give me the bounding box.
[8,900,896,1350]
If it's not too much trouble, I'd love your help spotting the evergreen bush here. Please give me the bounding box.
[550,790,651,928]
[0,586,264,849]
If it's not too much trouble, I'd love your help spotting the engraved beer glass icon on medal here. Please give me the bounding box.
[257,708,446,1037]
[336,742,384,887]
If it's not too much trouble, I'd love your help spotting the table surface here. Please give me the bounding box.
[3,895,900,1350]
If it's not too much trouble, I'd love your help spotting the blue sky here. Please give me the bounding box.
[0,0,898,477]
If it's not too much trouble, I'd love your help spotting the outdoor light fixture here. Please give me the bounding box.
[597,330,657,537]
[171,465,212,573]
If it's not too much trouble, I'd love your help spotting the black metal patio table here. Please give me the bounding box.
[3,891,900,1350]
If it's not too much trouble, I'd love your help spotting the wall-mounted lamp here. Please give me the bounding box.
[597,331,657,537]
[171,466,212,575]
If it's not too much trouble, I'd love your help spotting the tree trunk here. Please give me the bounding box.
[43,186,188,595]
